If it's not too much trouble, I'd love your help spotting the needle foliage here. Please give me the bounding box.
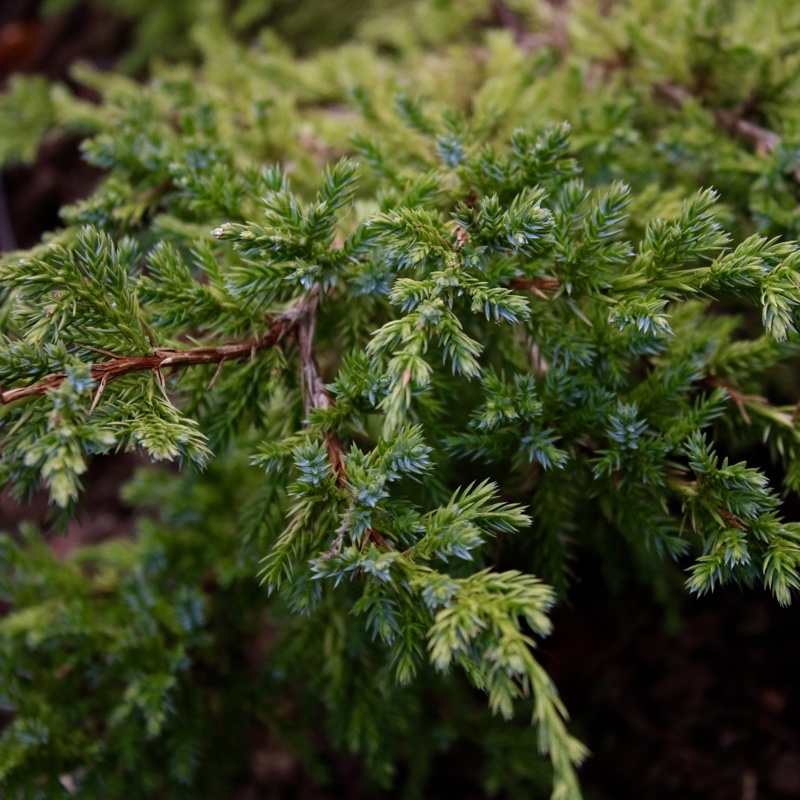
[2,1,800,798]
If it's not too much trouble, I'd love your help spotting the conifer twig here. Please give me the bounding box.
[296,287,331,418]
[296,286,347,489]
[295,288,392,552]
[0,299,310,405]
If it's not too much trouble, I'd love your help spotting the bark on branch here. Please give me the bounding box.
[295,290,391,552]
[295,288,347,488]
[508,275,561,298]
[0,299,309,406]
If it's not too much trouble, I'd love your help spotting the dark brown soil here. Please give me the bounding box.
[544,577,800,800]
[0,0,125,250]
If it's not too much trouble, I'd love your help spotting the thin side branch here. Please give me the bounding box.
[0,298,309,405]
[509,275,561,299]
[656,83,791,167]
[708,377,767,425]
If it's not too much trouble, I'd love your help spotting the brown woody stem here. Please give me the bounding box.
[707,377,767,426]
[295,287,347,489]
[508,275,561,299]
[295,291,392,550]
[0,299,309,405]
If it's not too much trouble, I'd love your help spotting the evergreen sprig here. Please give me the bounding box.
[3,1,800,797]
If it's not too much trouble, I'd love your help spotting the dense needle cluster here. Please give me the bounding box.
[2,1,800,798]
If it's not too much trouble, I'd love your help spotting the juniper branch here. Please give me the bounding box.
[296,285,347,487]
[296,287,393,550]
[0,299,309,406]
